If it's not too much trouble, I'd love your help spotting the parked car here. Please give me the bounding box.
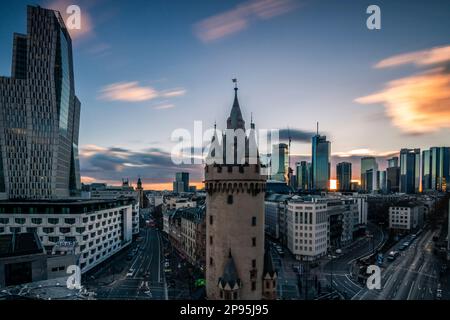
[126,269,135,277]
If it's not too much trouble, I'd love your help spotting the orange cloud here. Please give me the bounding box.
[99,82,159,102]
[356,67,450,134]
[375,45,450,69]
[194,0,299,42]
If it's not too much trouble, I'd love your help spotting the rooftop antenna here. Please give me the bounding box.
[316,122,319,135]
[288,126,292,189]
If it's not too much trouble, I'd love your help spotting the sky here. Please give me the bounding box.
[0,0,449,190]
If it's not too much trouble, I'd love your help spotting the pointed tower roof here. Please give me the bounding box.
[218,250,241,290]
[263,244,277,279]
[227,79,245,130]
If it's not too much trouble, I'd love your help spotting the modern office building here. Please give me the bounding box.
[173,172,190,193]
[311,126,330,191]
[387,157,399,168]
[423,147,450,192]
[389,203,424,232]
[0,199,134,274]
[286,199,328,261]
[399,148,421,194]
[361,157,378,192]
[296,161,311,191]
[377,170,387,193]
[0,5,81,200]
[336,162,352,191]
[271,143,289,183]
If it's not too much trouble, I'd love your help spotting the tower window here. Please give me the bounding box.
[252,216,256,226]
[233,292,238,299]
[210,257,213,266]
[227,195,233,204]
[252,259,256,268]
[210,215,213,225]
[228,166,233,173]
[209,236,213,245]
[252,237,256,247]
[251,282,256,291]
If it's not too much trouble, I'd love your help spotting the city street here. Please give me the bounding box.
[319,222,386,299]
[84,227,167,300]
[354,228,441,300]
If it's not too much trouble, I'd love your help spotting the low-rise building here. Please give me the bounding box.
[286,198,328,261]
[0,199,133,273]
[389,202,425,232]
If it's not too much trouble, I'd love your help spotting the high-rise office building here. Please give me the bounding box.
[311,125,330,190]
[422,147,450,192]
[399,148,420,194]
[0,6,81,200]
[173,172,189,193]
[361,157,378,192]
[387,157,399,168]
[336,162,352,191]
[271,143,289,183]
[377,170,387,193]
[296,161,311,191]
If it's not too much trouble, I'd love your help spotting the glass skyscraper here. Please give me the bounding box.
[296,161,311,191]
[361,157,378,192]
[173,172,190,193]
[399,148,420,194]
[311,132,330,190]
[0,6,81,200]
[271,143,289,183]
[336,162,352,191]
[422,147,450,192]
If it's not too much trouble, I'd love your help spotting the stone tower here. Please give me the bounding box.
[205,81,276,300]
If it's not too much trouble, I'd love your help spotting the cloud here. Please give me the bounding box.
[99,82,158,102]
[356,45,450,135]
[194,0,299,42]
[79,145,203,186]
[98,82,187,103]
[160,88,187,98]
[278,128,316,143]
[332,149,398,158]
[153,103,175,110]
[356,67,450,135]
[375,45,450,69]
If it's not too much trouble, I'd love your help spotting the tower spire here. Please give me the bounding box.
[227,78,245,130]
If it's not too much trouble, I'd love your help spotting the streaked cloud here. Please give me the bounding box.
[356,67,450,135]
[194,0,300,42]
[278,128,316,143]
[153,103,175,110]
[99,82,158,102]
[357,45,450,135]
[79,145,203,186]
[333,149,398,158]
[99,82,186,103]
[375,45,450,69]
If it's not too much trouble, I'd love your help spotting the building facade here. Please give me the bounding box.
[0,6,81,200]
[0,199,133,273]
[311,129,330,191]
[336,162,352,192]
[296,161,311,191]
[399,148,421,194]
[389,203,424,232]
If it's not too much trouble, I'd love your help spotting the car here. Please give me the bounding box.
[336,249,342,254]
[436,289,442,299]
[126,269,135,277]
[164,261,170,268]
[399,245,406,251]
[387,251,399,261]
[403,242,410,247]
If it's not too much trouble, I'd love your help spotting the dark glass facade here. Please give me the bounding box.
[0,6,81,199]
[399,148,420,194]
[311,134,330,190]
[336,162,352,191]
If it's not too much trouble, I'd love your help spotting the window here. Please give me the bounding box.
[252,259,256,268]
[209,236,213,245]
[0,218,9,224]
[43,227,55,234]
[49,236,59,243]
[65,218,76,225]
[227,195,233,204]
[252,217,256,226]
[31,218,42,224]
[210,257,213,266]
[15,218,26,224]
[48,218,59,225]
[60,227,71,234]
[209,215,213,225]
[251,282,256,291]
[252,237,256,247]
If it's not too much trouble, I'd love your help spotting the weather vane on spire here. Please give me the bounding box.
[232,78,238,90]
